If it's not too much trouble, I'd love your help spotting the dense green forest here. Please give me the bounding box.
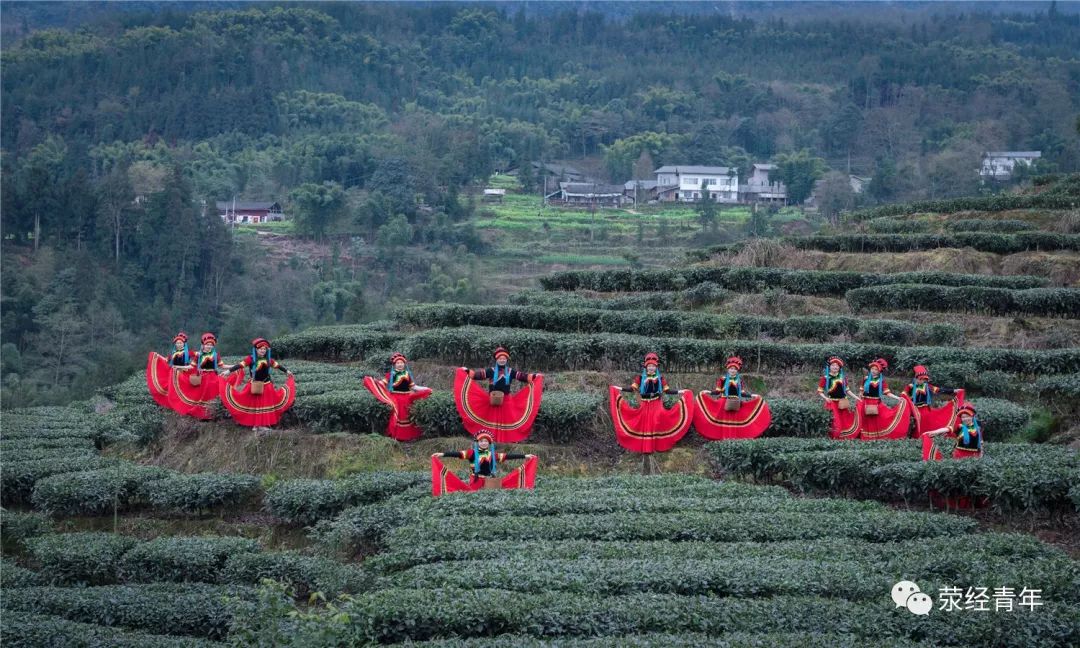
[2,2,1079,407]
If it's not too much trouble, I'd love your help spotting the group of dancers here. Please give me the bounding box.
[817,356,981,460]
[148,335,982,494]
[147,333,295,431]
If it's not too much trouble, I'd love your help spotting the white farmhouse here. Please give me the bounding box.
[980,151,1041,179]
[654,165,739,203]
[739,163,787,204]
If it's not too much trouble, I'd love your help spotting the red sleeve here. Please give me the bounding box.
[817,376,826,391]
[661,376,669,389]
[716,377,725,390]
[931,385,941,394]
[631,376,641,390]
[472,368,488,380]
[883,379,892,394]
[901,384,911,396]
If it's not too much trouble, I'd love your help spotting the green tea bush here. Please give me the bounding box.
[2,456,117,505]
[138,473,262,515]
[28,532,137,585]
[846,284,1080,317]
[221,551,368,598]
[707,439,1079,513]
[401,326,1080,375]
[396,304,962,346]
[539,267,1046,294]
[0,613,216,648]
[784,232,1080,254]
[31,464,171,515]
[0,510,53,550]
[0,584,249,639]
[849,193,1078,220]
[118,536,259,583]
[265,471,426,526]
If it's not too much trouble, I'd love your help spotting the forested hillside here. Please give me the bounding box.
[3,2,1079,407]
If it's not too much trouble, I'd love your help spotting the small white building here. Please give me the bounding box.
[980,151,1041,179]
[849,175,871,194]
[739,163,787,204]
[654,165,739,203]
[545,182,626,207]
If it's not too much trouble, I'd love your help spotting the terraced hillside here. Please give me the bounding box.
[3,176,1079,646]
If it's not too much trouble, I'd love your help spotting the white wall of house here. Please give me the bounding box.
[674,176,739,202]
[980,152,1041,178]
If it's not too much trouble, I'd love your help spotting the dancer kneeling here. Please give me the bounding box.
[693,356,771,440]
[430,431,537,496]
[855,358,911,440]
[609,352,695,454]
[363,353,432,442]
[219,338,296,430]
[818,356,860,439]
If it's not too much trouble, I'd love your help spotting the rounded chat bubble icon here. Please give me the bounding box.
[892,581,921,607]
[906,592,933,616]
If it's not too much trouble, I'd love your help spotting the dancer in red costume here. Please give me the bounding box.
[363,352,432,441]
[922,403,983,461]
[430,431,537,496]
[166,333,225,420]
[609,352,695,454]
[147,332,194,407]
[454,347,544,443]
[219,338,296,430]
[902,365,964,439]
[818,356,861,439]
[922,403,986,508]
[693,356,771,440]
[855,358,911,440]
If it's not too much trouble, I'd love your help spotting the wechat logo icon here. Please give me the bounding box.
[892,581,933,615]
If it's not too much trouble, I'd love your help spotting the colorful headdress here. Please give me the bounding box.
[390,352,407,364]
[869,358,888,372]
[201,333,217,346]
[173,332,189,343]
[913,365,930,380]
[643,352,660,367]
[493,347,510,360]
[957,404,976,418]
[726,356,743,370]
[827,356,844,368]
[252,338,271,349]
[474,431,494,444]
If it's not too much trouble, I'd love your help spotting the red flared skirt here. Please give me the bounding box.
[431,455,538,497]
[166,369,222,420]
[825,398,861,440]
[909,388,965,438]
[856,397,912,441]
[692,392,771,440]
[453,368,544,443]
[146,352,174,408]
[363,376,432,442]
[219,371,296,428]
[609,386,695,454]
